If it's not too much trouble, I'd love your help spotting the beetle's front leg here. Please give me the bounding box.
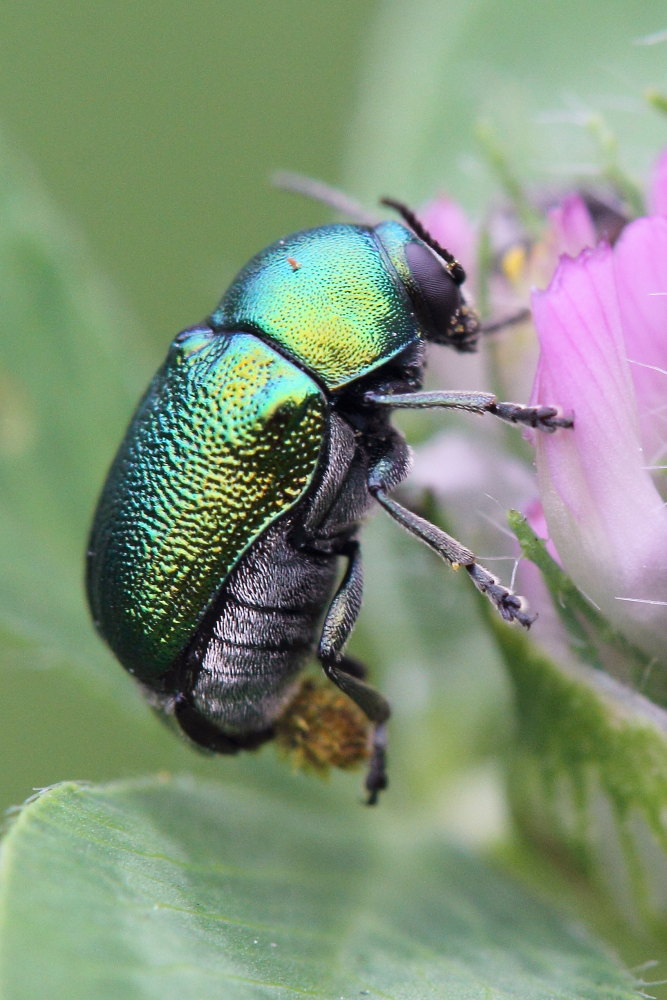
[317,539,391,805]
[367,440,536,628]
[366,389,573,432]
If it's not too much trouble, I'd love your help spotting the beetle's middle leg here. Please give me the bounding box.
[367,436,535,628]
[316,538,391,805]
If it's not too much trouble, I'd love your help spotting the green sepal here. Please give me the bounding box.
[484,511,667,936]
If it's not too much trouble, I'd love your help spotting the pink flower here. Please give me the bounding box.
[416,166,667,669]
[530,216,667,663]
[545,194,597,260]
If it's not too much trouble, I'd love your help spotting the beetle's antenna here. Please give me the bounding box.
[271,171,378,226]
[480,307,531,335]
[380,196,467,286]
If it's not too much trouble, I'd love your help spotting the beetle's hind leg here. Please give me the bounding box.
[316,539,391,805]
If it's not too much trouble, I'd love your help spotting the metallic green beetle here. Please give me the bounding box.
[86,201,571,803]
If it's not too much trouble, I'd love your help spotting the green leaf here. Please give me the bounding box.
[0,777,639,1000]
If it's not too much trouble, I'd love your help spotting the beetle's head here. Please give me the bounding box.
[376,199,480,353]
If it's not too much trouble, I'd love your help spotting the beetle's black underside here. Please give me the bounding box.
[168,396,390,724]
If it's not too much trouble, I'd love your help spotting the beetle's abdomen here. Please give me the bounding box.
[86,328,326,682]
[175,514,340,738]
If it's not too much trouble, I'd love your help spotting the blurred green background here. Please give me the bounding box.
[2,0,666,823]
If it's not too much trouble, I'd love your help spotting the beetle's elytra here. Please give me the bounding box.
[86,201,571,803]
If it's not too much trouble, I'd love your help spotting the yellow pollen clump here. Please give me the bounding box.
[274,679,370,774]
[501,244,528,286]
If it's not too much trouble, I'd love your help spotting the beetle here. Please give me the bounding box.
[86,199,571,804]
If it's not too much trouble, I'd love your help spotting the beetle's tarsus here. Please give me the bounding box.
[490,401,574,433]
[365,722,388,805]
[465,562,536,628]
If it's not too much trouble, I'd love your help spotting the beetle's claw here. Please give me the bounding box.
[533,406,574,432]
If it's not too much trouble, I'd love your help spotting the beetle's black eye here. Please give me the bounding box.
[405,240,463,340]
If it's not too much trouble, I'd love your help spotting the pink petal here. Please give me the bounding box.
[546,194,597,259]
[613,216,667,465]
[530,245,667,661]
